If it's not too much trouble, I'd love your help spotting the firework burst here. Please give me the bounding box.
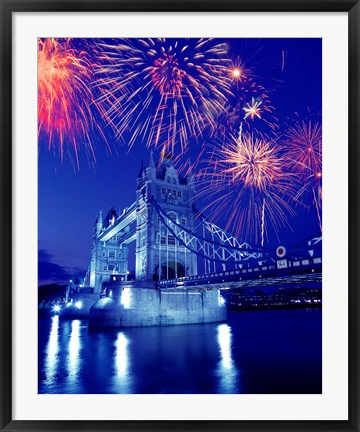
[94,38,233,153]
[197,132,297,246]
[220,53,279,135]
[38,38,107,168]
[243,97,262,120]
[282,120,322,230]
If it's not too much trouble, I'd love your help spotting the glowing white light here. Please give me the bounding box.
[232,68,241,78]
[219,295,225,305]
[115,333,128,375]
[44,315,59,383]
[67,320,81,383]
[121,288,132,309]
[218,324,232,369]
[112,332,132,393]
[75,301,82,309]
[53,305,60,313]
[216,324,239,393]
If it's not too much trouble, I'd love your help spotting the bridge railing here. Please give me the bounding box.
[158,256,322,286]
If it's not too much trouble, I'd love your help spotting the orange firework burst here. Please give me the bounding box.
[94,38,233,154]
[228,56,252,85]
[197,132,297,246]
[282,120,322,230]
[283,120,322,178]
[38,38,106,168]
[231,68,242,79]
[221,132,281,189]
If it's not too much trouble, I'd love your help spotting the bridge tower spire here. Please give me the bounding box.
[149,150,155,169]
[96,210,103,234]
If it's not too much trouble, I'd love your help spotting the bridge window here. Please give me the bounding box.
[173,178,176,185]
[168,236,176,246]
[103,265,107,270]
[172,190,176,198]
[167,177,171,183]
[118,252,122,258]
[108,263,115,271]
[109,251,115,258]
[178,191,182,198]
[181,218,187,226]
[168,212,176,222]
[161,236,167,245]
[161,188,166,195]
[102,252,106,257]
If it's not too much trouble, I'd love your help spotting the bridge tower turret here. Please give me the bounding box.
[88,207,130,293]
[135,153,198,281]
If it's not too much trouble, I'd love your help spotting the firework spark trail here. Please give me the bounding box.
[94,38,233,154]
[196,132,297,245]
[282,120,322,230]
[261,198,266,247]
[172,145,206,179]
[281,50,287,71]
[38,38,108,169]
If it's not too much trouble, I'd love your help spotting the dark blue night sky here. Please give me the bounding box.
[38,38,322,285]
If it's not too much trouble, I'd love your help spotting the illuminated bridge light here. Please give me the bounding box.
[121,288,132,309]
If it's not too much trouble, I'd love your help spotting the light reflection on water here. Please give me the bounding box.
[217,324,239,393]
[67,320,81,384]
[44,315,59,384]
[39,309,322,394]
[114,332,132,393]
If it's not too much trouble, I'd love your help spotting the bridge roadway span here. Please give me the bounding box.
[157,255,322,289]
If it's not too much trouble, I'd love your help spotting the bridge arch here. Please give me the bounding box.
[157,261,185,280]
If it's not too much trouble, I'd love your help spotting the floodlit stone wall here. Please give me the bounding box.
[89,286,226,328]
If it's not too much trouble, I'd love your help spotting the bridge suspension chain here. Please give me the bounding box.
[153,199,265,265]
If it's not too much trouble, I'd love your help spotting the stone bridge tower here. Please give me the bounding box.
[135,153,198,281]
[87,208,130,293]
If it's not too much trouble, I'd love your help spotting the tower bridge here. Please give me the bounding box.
[64,153,322,327]
[84,153,322,296]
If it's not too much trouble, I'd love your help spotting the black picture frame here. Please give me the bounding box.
[1,0,359,431]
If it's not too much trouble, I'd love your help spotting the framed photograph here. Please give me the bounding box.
[1,0,359,431]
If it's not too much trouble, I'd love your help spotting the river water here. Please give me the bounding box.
[38,308,321,394]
